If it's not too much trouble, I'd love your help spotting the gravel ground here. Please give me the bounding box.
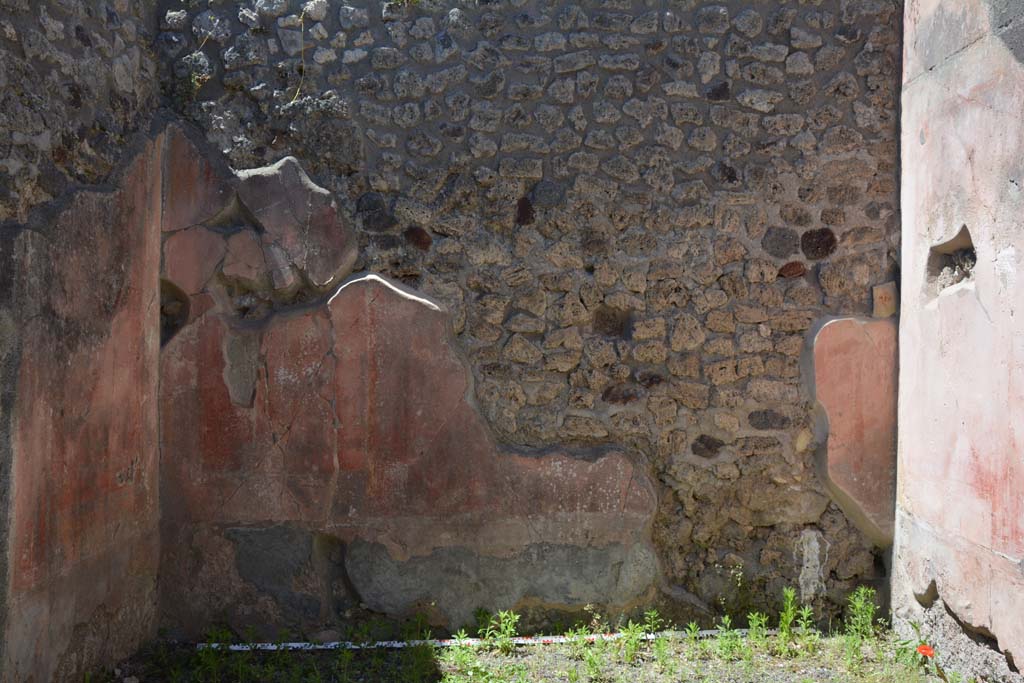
[436,636,935,683]
[106,633,942,683]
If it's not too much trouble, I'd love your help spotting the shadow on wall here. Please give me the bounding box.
[988,0,1024,63]
[910,1,1024,71]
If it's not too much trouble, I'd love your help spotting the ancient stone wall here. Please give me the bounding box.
[0,0,158,223]
[157,0,903,629]
[894,0,1024,680]
[155,128,658,636]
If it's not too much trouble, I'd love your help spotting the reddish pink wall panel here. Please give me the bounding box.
[5,138,163,681]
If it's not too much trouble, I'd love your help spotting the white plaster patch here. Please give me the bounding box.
[797,528,830,604]
[994,246,1017,293]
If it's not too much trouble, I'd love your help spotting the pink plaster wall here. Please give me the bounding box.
[811,318,897,547]
[896,0,1024,665]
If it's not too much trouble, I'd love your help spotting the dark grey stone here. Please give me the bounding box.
[530,180,563,207]
[762,226,800,258]
[692,434,726,458]
[357,192,398,232]
[226,526,320,621]
[696,6,730,34]
[802,228,839,260]
[749,409,792,430]
[345,540,658,628]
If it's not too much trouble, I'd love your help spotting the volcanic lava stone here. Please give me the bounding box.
[515,196,535,225]
[602,383,643,404]
[692,434,726,458]
[593,306,633,339]
[404,226,432,250]
[357,192,398,232]
[801,227,839,260]
[748,409,792,430]
[762,226,800,258]
[705,81,731,101]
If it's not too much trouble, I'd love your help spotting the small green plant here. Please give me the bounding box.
[715,561,753,618]
[747,611,768,649]
[714,614,743,661]
[652,634,676,676]
[843,585,878,670]
[566,624,592,662]
[894,620,927,667]
[266,628,296,676]
[643,609,664,634]
[777,586,798,654]
[333,649,355,683]
[441,629,491,683]
[480,610,520,656]
[892,621,964,682]
[195,626,232,682]
[845,585,878,640]
[288,9,307,103]
[402,617,436,682]
[796,605,820,654]
[618,619,646,664]
[473,608,493,638]
[352,620,374,646]
[583,636,611,682]
[685,620,701,647]
[584,604,606,635]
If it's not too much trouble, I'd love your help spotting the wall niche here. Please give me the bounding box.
[927,225,977,295]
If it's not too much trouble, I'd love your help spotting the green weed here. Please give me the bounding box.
[845,586,878,640]
[441,630,491,683]
[618,619,645,664]
[777,586,798,654]
[643,609,664,634]
[566,624,592,662]
[747,611,768,649]
[583,636,611,682]
[843,585,878,670]
[651,634,676,676]
[480,610,520,657]
[796,605,820,654]
[714,614,743,661]
[685,620,701,648]
[195,627,231,682]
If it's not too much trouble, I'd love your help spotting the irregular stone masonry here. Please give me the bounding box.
[0,0,157,223]
[156,0,902,622]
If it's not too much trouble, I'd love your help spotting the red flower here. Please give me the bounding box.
[917,644,935,658]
